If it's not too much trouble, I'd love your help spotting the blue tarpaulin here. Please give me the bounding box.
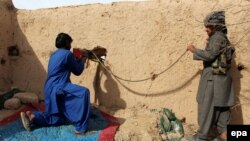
[0,108,107,141]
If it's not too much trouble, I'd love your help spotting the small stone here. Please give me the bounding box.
[134,122,138,126]
[161,134,167,140]
[159,129,163,134]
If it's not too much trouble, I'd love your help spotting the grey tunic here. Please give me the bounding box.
[193,31,235,140]
[194,31,234,107]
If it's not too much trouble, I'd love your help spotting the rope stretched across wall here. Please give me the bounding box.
[91,50,188,83]
[90,50,201,96]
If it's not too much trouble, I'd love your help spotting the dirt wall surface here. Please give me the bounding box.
[0,0,15,93]
[4,0,250,127]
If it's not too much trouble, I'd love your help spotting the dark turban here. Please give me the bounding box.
[204,11,225,26]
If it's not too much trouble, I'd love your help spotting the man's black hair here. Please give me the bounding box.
[55,33,73,48]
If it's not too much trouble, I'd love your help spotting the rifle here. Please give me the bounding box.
[73,46,107,62]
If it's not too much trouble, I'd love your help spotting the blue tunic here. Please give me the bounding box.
[33,49,90,133]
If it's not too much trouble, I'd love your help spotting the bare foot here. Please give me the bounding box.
[26,111,35,121]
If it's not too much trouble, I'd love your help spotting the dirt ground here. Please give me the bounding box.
[97,103,197,141]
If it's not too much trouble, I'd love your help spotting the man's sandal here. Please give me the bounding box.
[20,112,31,131]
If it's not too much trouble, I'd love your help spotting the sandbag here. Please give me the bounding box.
[159,108,184,141]
[0,88,22,109]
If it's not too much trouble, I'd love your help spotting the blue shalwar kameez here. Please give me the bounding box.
[33,49,90,133]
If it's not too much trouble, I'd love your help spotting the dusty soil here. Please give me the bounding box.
[97,103,197,141]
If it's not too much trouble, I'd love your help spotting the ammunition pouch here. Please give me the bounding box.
[212,44,235,75]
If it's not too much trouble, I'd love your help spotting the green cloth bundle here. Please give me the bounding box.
[159,108,184,141]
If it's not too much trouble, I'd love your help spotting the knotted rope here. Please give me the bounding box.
[90,50,188,82]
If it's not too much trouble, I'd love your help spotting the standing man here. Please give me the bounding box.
[20,33,91,135]
[186,11,235,141]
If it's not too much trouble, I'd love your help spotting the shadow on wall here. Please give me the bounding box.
[230,54,243,124]
[93,63,126,110]
[11,3,47,99]
[0,1,13,92]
